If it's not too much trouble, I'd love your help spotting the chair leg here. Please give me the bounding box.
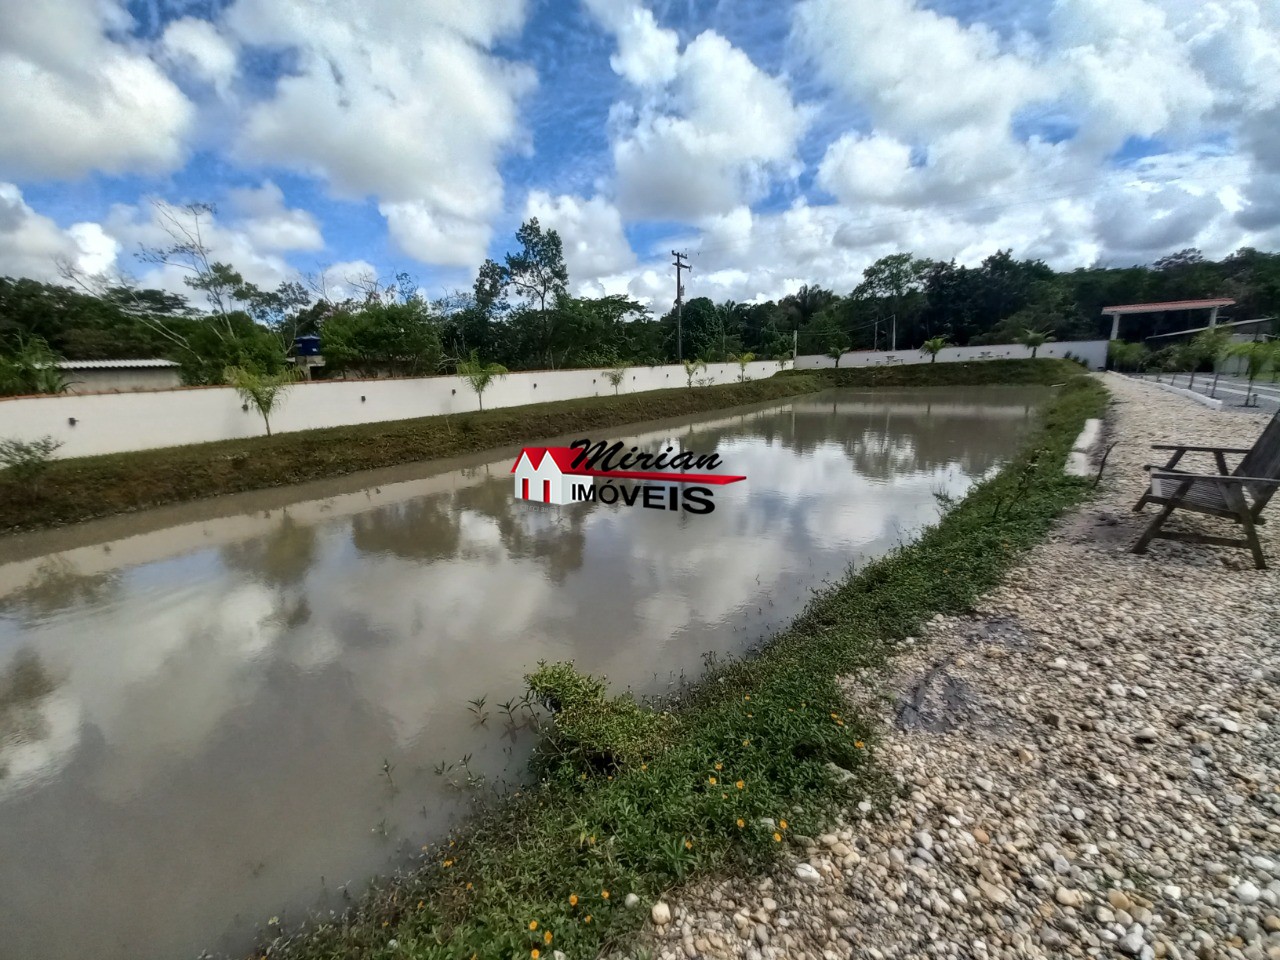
[1238,508,1267,570]
[1132,502,1176,555]
[1132,493,1151,513]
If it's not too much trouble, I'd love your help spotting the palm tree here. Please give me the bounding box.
[731,352,756,382]
[682,358,706,389]
[1019,328,1054,359]
[457,350,508,410]
[1192,329,1230,398]
[604,363,628,395]
[921,337,948,363]
[826,346,845,368]
[1225,340,1278,407]
[225,366,298,437]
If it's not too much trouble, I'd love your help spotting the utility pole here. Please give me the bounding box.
[672,250,689,363]
[890,313,897,352]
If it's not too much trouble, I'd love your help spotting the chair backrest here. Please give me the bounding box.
[1236,410,1280,503]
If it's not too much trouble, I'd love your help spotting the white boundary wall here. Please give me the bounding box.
[0,361,787,460]
[795,339,1108,371]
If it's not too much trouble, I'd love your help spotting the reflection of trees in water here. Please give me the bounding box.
[453,478,587,584]
[348,475,588,584]
[350,498,461,563]
[0,556,121,622]
[0,651,59,780]
[691,405,1029,479]
[220,513,318,587]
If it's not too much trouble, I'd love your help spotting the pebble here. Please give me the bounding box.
[651,901,671,925]
[622,380,1280,960]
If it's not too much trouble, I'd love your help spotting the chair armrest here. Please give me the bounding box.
[1151,471,1280,487]
[1150,444,1252,454]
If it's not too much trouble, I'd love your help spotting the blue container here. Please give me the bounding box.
[294,335,321,356]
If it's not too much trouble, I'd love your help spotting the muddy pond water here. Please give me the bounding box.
[0,385,1046,959]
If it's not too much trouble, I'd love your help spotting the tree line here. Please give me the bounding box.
[3,199,1279,397]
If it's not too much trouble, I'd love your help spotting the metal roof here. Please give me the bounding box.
[57,359,180,369]
[1102,298,1235,315]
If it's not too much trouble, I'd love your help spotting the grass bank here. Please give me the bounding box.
[258,369,1106,960]
[780,356,1086,388]
[0,359,1084,535]
[0,376,817,534]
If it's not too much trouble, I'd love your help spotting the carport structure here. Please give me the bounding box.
[1103,298,1235,341]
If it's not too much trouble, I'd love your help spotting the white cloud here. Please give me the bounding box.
[160,17,238,96]
[608,29,810,220]
[226,0,534,266]
[524,191,636,287]
[0,0,194,179]
[794,0,1045,143]
[0,184,118,282]
[227,182,324,252]
[582,0,679,86]
[99,193,328,296]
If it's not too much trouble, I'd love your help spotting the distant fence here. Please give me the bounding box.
[794,340,1108,371]
[0,360,787,460]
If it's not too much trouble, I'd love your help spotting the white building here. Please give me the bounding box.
[510,447,589,505]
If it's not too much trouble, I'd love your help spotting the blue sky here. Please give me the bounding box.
[1,0,1277,307]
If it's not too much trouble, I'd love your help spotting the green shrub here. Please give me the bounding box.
[527,661,678,770]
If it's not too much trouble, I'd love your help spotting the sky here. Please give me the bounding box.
[1,0,1279,310]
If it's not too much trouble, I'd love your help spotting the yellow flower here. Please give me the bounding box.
[466,883,473,891]
[641,763,648,771]
[443,859,453,868]
[830,712,839,720]
[855,740,865,749]
[742,739,750,746]
[684,839,693,850]
[584,915,592,924]
[529,920,538,931]
[773,832,782,843]
[607,775,613,781]
[736,818,745,829]
[569,894,578,907]
[747,712,753,718]
[736,780,745,790]
[708,776,717,785]
[544,931,553,945]
[531,950,540,959]
[836,719,844,727]
[601,890,610,899]
[779,819,788,830]
[580,773,586,780]
[588,836,596,845]
[743,695,750,701]
[715,762,723,771]
[417,900,425,910]
[381,921,389,928]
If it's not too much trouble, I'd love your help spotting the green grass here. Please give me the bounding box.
[0,359,1085,535]
[779,357,1087,388]
[257,371,1107,960]
[0,376,818,534]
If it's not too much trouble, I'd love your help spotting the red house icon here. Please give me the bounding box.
[510,447,589,505]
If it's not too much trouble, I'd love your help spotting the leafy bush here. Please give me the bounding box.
[0,436,63,487]
[527,661,678,770]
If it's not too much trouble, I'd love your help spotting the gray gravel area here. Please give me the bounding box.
[614,375,1280,960]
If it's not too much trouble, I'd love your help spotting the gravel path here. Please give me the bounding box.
[621,375,1280,960]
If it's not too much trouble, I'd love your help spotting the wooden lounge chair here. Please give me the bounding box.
[1131,410,1280,568]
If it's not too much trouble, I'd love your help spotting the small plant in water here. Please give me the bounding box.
[468,695,489,725]
[381,758,396,789]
